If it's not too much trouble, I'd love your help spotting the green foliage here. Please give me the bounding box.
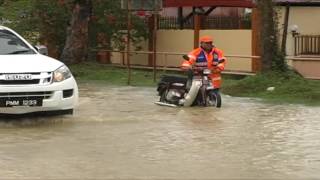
[0,0,35,37]
[32,0,70,53]
[90,0,148,50]
[1,0,148,57]
[0,0,68,47]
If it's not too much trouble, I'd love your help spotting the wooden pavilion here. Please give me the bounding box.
[158,0,261,72]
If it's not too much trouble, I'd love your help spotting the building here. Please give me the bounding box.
[276,0,320,79]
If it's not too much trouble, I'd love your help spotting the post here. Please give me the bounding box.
[126,0,131,85]
[281,4,290,54]
[251,8,261,72]
[148,15,154,67]
[194,14,201,49]
[164,54,168,73]
[121,51,125,65]
[294,36,297,56]
[178,7,183,29]
[153,10,158,82]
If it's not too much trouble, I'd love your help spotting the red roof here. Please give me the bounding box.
[163,0,254,8]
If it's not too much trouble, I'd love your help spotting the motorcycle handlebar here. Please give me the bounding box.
[182,55,225,64]
[182,55,190,60]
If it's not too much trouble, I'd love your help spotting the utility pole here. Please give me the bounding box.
[126,0,131,85]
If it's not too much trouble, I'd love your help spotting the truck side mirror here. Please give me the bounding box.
[34,45,48,56]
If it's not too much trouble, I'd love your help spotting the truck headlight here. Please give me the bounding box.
[53,65,72,82]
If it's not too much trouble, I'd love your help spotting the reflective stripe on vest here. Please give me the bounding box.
[212,52,219,66]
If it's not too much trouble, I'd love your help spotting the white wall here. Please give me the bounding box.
[278,6,320,56]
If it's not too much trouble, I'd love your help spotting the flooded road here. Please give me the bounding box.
[1,82,320,179]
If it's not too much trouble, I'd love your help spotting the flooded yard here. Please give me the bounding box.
[0,82,320,179]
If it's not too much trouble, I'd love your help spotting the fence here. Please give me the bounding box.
[95,49,320,80]
[96,49,258,74]
[116,16,251,30]
[294,35,320,56]
[159,16,251,30]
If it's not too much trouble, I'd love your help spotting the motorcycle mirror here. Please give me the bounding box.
[182,55,190,60]
[219,59,225,63]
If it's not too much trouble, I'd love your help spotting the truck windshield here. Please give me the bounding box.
[0,29,36,55]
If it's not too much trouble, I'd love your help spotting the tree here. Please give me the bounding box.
[60,0,92,64]
[0,0,37,37]
[32,0,70,58]
[89,0,148,51]
[60,0,148,64]
[256,0,288,72]
[2,0,148,63]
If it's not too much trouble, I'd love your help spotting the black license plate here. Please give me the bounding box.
[0,97,43,107]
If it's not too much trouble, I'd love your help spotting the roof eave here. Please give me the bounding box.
[276,2,320,6]
[163,0,255,8]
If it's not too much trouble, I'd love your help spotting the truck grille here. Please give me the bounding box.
[0,72,52,85]
[0,79,40,85]
[0,91,53,99]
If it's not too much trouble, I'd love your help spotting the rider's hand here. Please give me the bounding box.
[212,61,219,66]
[212,68,221,73]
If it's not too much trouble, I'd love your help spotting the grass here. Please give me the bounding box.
[69,62,320,106]
[69,62,181,87]
[222,71,320,106]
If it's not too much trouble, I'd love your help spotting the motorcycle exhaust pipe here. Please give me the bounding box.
[154,101,178,107]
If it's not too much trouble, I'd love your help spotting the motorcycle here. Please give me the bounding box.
[155,55,223,108]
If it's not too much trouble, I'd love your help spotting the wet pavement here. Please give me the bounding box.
[0,82,320,179]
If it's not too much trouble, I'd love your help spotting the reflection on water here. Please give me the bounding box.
[0,82,320,179]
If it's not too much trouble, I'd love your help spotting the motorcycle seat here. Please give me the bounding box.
[160,75,188,85]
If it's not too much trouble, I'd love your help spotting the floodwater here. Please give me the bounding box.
[0,82,320,179]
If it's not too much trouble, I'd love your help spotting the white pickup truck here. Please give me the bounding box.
[0,25,78,115]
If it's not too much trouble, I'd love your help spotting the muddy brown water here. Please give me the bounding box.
[0,82,320,179]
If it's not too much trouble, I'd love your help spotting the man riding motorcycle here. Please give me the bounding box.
[181,35,226,89]
[179,35,226,106]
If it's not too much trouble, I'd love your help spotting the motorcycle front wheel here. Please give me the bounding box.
[159,91,167,103]
[207,90,222,108]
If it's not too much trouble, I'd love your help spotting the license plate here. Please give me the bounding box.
[0,98,43,107]
[4,74,32,80]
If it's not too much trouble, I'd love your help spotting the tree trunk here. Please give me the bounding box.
[256,0,287,72]
[257,0,275,72]
[61,0,91,64]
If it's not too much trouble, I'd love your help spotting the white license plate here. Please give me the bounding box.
[5,74,32,80]
[0,98,43,107]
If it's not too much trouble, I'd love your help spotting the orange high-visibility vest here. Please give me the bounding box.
[181,47,226,88]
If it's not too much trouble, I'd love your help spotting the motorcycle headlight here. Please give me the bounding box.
[53,65,72,82]
[203,69,211,75]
